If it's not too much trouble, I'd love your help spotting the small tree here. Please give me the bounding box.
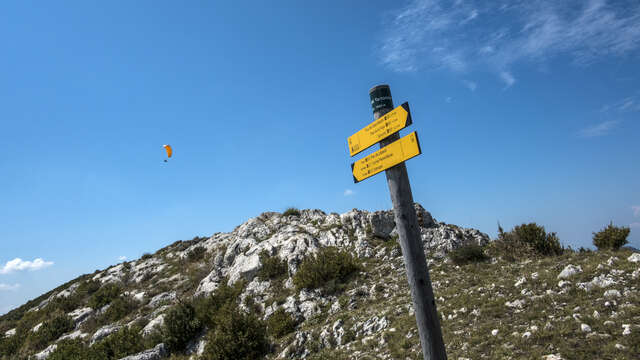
[449,243,488,265]
[162,301,202,352]
[202,303,270,360]
[257,251,288,281]
[266,308,297,338]
[593,222,630,251]
[293,247,361,293]
[283,207,301,217]
[512,223,563,256]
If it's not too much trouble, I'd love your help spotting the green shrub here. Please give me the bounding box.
[48,339,94,360]
[141,253,153,260]
[257,251,288,281]
[101,297,138,323]
[449,243,489,265]
[488,223,562,261]
[88,284,122,310]
[593,222,630,250]
[266,308,297,338]
[511,223,563,256]
[0,332,23,357]
[27,314,74,351]
[193,281,243,328]
[487,225,536,262]
[92,325,145,359]
[293,247,361,293]
[162,302,202,352]
[77,279,101,297]
[201,304,269,360]
[283,207,301,217]
[49,293,83,313]
[187,246,207,262]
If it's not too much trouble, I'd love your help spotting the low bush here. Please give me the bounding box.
[76,279,101,298]
[92,325,146,359]
[266,308,297,338]
[101,297,138,324]
[593,222,630,250]
[141,253,153,260]
[88,284,121,310]
[162,302,202,352]
[293,246,361,293]
[49,293,83,313]
[449,243,489,265]
[27,314,74,351]
[47,326,152,360]
[0,332,23,357]
[201,303,269,360]
[187,246,207,262]
[48,339,92,360]
[488,223,562,261]
[257,251,288,281]
[511,223,563,256]
[192,281,243,328]
[283,207,301,217]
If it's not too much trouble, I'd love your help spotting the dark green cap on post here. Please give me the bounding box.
[369,84,393,113]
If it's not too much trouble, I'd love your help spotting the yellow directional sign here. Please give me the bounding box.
[347,102,412,157]
[351,131,421,183]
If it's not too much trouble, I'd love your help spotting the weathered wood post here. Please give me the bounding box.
[370,84,447,360]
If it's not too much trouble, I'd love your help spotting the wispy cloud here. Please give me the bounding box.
[118,256,127,261]
[601,94,640,113]
[632,205,640,217]
[0,283,20,291]
[0,258,54,274]
[578,120,619,137]
[445,96,453,103]
[378,0,640,84]
[499,71,516,88]
[343,189,354,196]
[462,80,477,91]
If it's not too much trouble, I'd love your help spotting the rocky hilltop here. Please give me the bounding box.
[1,204,639,360]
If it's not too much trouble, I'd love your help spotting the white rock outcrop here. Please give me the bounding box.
[142,314,165,336]
[68,307,94,327]
[627,253,640,263]
[118,343,168,360]
[34,344,57,360]
[91,324,121,345]
[557,265,582,279]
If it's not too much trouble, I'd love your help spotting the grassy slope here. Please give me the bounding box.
[268,249,639,360]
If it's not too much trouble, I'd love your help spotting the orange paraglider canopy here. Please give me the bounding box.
[163,144,172,158]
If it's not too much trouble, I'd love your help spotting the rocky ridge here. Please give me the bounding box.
[1,204,639,359]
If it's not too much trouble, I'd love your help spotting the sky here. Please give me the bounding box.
[1,0,639,314]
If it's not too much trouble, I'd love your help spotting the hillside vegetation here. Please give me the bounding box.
[0,206,638,360]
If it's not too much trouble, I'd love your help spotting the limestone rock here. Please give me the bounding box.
[68,307,94,327]
[227,253,261,284]
[149,292,176,308]
[557,265,582,279]
[34,344,57,360]
[142,314,165,337]
[627,253,640,263]
[118,343,168,360]
[604,289,621,298]
[58,330,88,342]
[91,324,121,345]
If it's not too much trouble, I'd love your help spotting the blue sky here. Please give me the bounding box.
[1,0,639,314]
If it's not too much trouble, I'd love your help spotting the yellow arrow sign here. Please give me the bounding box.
[347,102,412,157]
[351,131,421,183]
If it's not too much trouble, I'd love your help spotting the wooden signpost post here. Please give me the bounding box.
[347,85,447,360]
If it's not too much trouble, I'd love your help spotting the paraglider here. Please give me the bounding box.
[163,144,172,162]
